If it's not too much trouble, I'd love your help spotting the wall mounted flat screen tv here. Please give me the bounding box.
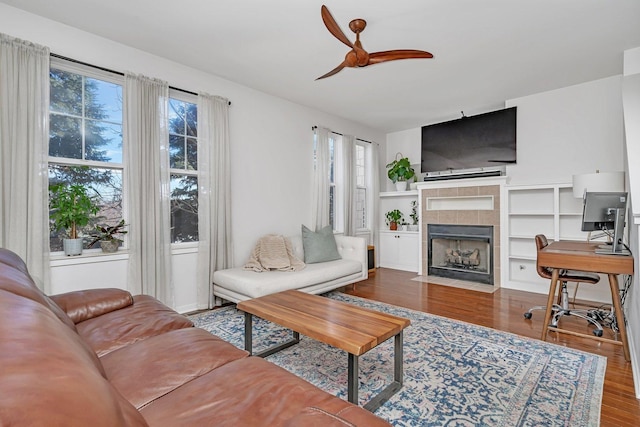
[421,107,517,173]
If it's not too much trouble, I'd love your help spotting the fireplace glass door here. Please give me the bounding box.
[427,224,494,285]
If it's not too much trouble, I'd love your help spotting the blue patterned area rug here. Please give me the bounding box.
[189,292,606,426]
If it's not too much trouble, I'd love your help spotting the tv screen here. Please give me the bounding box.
[421,107,517,173]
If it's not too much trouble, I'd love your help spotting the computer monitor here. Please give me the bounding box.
[581,192,628,254]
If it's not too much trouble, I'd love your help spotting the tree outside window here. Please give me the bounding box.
[168,97,198,243]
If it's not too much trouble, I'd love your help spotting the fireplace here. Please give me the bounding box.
[427,224,493,285]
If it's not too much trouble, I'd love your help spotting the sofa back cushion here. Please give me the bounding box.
[301,225,342,264]
[288,235,305,260]
[0,248,77,331]
[0,290,148,426]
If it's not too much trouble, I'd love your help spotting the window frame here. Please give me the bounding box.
[168,90,199,246]
[48,58,126,256]
[326,135,374,235]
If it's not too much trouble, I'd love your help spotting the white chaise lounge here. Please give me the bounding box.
[213,235,368,304]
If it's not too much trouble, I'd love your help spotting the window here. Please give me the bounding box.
[168,96,198,243]
[328,137,370,233]
[355,143,367,230]
[48,64,123,252]
[328,134,344,232]
[47,59,204,254]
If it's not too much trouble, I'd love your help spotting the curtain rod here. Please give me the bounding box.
[311,126,374,145]
[50,53,231,105]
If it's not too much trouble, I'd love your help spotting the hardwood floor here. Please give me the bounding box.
[342,268,640,426]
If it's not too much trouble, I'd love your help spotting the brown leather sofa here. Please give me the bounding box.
[0,248,390,426]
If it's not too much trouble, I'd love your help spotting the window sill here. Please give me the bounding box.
[50,242,199,267]
[171,242,199,254]
[50,250,129,267]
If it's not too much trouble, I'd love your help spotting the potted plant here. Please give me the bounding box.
[49,183,100,256]
[386,153,416,191]
[408,200,419,231]
[385,209,404,231]
[89,219,128,253]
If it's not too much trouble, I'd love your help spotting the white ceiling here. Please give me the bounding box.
[3,0,640,133]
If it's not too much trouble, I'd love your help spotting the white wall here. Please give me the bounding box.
[622,46,640,398]
[505,76,624,185]
[0,4,385,312]
[384,128,421,192]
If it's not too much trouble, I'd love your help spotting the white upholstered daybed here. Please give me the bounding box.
[212,235,368,304]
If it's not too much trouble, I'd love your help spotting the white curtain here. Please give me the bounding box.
[370,142,381,263]
[0,33,50,291]
[196,93,231,309]
[311,127,331,229]
[342,134,356,236]
[124,73,173,305]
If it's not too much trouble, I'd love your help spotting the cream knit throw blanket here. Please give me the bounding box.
[243,235,306,272]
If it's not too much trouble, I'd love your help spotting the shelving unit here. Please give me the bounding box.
[505,183,589,289]
[379,190,419,272]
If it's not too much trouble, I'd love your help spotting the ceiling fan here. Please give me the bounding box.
[316,5,433,80]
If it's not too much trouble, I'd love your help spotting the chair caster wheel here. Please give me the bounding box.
[523,312,532,319]
[593,329,603,337]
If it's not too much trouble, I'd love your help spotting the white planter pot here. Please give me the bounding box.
[63,238,83,256]
[395,181,408,191]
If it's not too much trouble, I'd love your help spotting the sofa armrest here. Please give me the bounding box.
[334,235,368,279]
[50,288,134,324]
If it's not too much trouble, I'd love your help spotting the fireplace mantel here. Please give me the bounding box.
[416,176,506,288]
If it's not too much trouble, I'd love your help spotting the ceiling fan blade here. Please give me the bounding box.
[316,62,347,80]
[368,50,434,65]
[320,5,353,49]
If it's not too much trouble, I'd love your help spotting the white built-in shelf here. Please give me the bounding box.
[508,255,537,261]
[508,234,539,239]
[380,230,419,235]
[505,182,592,289]
[380,190,418,198]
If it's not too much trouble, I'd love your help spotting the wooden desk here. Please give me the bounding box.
[537,241,634,361]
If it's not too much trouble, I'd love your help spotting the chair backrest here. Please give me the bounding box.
[534,234,553,280]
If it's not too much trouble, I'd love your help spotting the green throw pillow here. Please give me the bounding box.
[301,224,341,264]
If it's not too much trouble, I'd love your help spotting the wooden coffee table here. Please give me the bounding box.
[237,290,410,412]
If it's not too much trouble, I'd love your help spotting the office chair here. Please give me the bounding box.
[523,234,604,337]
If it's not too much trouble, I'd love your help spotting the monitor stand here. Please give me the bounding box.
[595,208,630,256]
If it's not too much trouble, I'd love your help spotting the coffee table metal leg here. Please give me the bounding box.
[394,331,404,385]
[348,353,359,405]
[242,311,300,358]
[362,331,404,412]
[244,311,253,353]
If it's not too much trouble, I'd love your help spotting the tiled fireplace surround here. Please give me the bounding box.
[420,182,502,288]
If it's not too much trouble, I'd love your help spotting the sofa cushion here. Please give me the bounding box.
[0,252,77,332]
[102,328,249,409]
[213,258,361,300]
[51,288,134,324]
[302,224,341,263]
[0,290,149,427]
[76,294,193,356]
[139,356,390,427]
